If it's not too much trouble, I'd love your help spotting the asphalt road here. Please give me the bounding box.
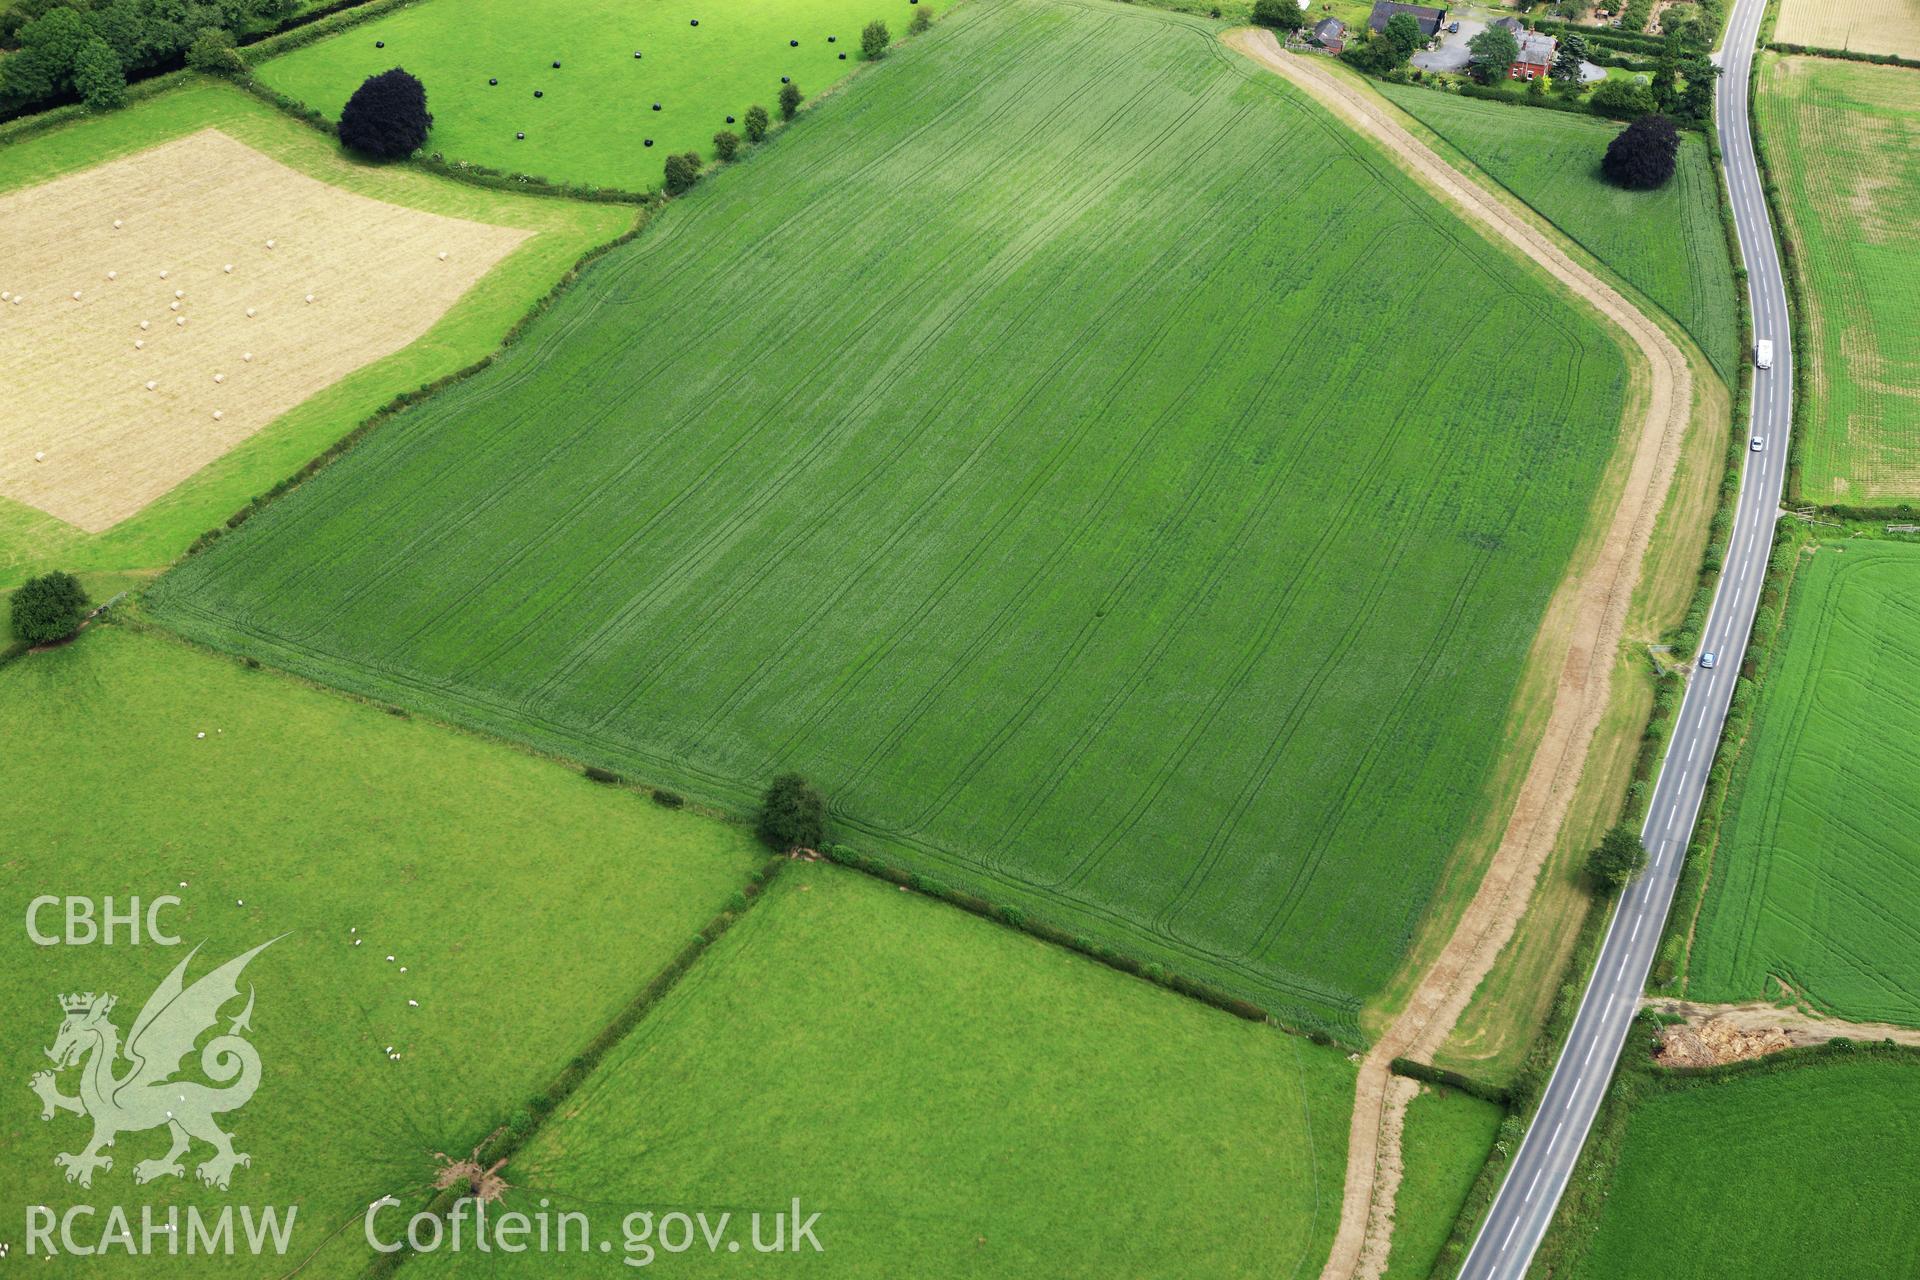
[1455,0,1793,1272]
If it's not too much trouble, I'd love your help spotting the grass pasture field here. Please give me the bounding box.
[408,866,1358,1278]
[1382,1083,1503,1280]
[0,81,631,581]
[0,128,527,533]
[150,0,1630,1036]
[1377,82,1740,381]
[1760,55,1920,507]
[1560,1051,1920,1279]
[0,625,761,1276]
[256,0,943,189]
[1687,539,1920,1025]
[1775,0,1920,59]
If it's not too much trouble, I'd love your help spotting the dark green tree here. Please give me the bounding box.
[72,35,125,108]
[663,149,701,194]
[1585,824,1648,891]
[778,79,801,119]
[186,26,245,76]
[861,19,889,58]
[1382,11,1423,59]
[1602,112,1679,189]
[1468,24,1519,82]
[757,773,826,852]
[10,571,88,646]
[712,128,740,161]
[337,67,432,159]
[908,5,931,34]
[1551,31,1587,86]
[1252,0,1307,32]
[743,103,770,142]
[1679,55,1718,121]
[1590,76,1656,119]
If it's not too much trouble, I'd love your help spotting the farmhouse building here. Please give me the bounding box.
[1512,30,1556,78]
[1366,1,1447,37]
[1310,16,1348,51]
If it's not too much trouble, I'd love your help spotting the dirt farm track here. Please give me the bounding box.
[0,129,527,532]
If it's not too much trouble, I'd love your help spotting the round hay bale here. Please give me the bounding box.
[437,250,448,260]
[266,239,276,249]
[305,293,315,304]
[214,373,226,384]
[113,219,123,228]
[552,59,561,67]
[159,269,169,279]
[134,340,144,349]
[791,39,799,45]
[839,52,847,58]
[634,50,642,58]
[829,34,837,41]
[245,307,256,318]
[107,271,117,281]
[242,352,253,362]
[490,77,498,85]
[726,114,735,123]
[223,264,233,273]
[644,137,654,146]
[652,101,662,110]
[9,297,20,306]
[1,292,9,301]
[170,301,180,312]
[176,316,186,326]
[72,291,82,301]
[516,131,525,140]
[175,289,184,299]
[375,39,384,47]
[145,380,157,390]
[781,75,791,83]
[690,18,698,25]
[140,319,150,329]
[36,451,45,462]
[213,410,224,420]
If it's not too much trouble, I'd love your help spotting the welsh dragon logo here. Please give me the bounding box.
[31,939,278,1191]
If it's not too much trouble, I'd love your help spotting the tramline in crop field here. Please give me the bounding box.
[152,0,1629,1036]
[1688,539,1920,1025]
[1760,55,1920,507]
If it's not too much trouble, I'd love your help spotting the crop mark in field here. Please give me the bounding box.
[232,4,1086,627]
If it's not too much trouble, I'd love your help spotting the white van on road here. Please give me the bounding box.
[1755,339,1774,370]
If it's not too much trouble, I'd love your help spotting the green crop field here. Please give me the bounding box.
[1759,56,1920,507]
[150,0,1629,1037]
[256,0,942,190]
[407,865,1357,1277]
[1562,1052,1920,1279]
[1688,539,1920,1025]
[0,626,759,1276]
[1378,82,1739,380]
[1383,1083,1502,1280]
[0,81,631,584]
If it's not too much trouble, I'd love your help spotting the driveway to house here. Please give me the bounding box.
[1411,14,1483,71]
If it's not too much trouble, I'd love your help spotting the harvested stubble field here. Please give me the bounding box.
[257,0,944,189]
[1688,540,1920,1026]
[1561,1051,1920,1279]
[1759,55,1920,506]
[1378,82,1739,380]
[152,0,1629,1035]
[408,866,1359,1278]
[0,625,760,1278]
[0,82,631,582]
[1775,0,1920,59]
[0,129,527,533]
